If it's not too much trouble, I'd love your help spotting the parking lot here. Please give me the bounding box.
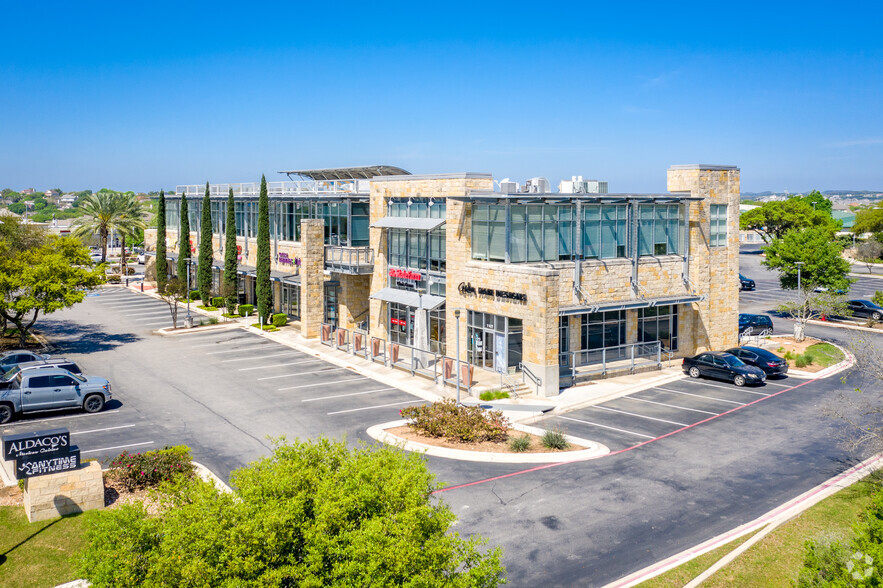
[536,373,800,452]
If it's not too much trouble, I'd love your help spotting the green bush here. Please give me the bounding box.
[541,429,570,450]
[508,434,531,452]
[196,305,218,311]
[251,322,278,332]
[223,312,239,318]
[207,317,219,325]
[238,304,254,317]
[106,274,121,284]
[212,296,225,307]
[400,399,509,443]
[271,313,288,327]
[872,290,883,308]
[107,445,194,491]
[189,289,200,300]
[479,390,511,401]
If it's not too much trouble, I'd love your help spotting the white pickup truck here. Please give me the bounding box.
[0,368,111,424]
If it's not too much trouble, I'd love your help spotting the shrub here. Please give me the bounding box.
[776,346,786,353]
[400,399,509,443]
[223,312,239,318]
[106,274,121,284]
[541,429,570,450]
[190,289,200,300]
[107,445,194,491]
[271,313,288,327]
[207,317,219,325]
[873,290,883,308]
[251,322,278,332]
[212,296,225,307]
[479,390,511,401]
[508,434,531,452]
[196,305,218,311]
[785,350,795,360]
[795,353,814,368]
[238,304,254,317]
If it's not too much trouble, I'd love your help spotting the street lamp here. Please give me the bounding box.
[795,261,805,292]
[454,309,461,405]
[184,257,193,328]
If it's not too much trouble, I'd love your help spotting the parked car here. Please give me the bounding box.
[90,252,104,263]
[682,352,766,386]
[846,300,883,320]
[724,346,789,377]
[739,274,755,291]
[814,285,847,294]
[0,359,84,389]
[738,313,774,335]
[0,367,111,424]
[137,253,146,264]
[0,350,50,371]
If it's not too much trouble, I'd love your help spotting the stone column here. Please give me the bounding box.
[300,219,325,339]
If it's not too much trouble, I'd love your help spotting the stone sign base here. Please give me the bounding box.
[23,461,104,522]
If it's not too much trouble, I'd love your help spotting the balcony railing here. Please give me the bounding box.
[176,179,369,197]
[559,341,662,387]
[324,246,374,275]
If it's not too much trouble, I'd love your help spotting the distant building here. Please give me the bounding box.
[20,188,35,195]
[45,189,60,198]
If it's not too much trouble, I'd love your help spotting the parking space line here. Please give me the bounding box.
[762,381,792,388]
[623,396,719,416]
[592,405,689,427]
[189,339,256,348]
[327,400,416,415]
[557,415,655,439]
[133,315,173,321]
[73,424,138,435]
[0,409,122,429]
[82,441,154,454]
[128,310,170,316]
[206,344,277,355]
[278,377,367,390]
[220,352,301,363]
[679,379,770,395]
[302,387,396,402]
[242,363,334,373]
[654,387,746,405]
[138,321,176,327]
[255,366,329,380]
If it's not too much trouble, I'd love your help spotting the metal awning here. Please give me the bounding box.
[271,271,300,285]
[370,287,445,310]
[279,165,410,180]
[559,295,703,316]
[237,264,256,275]
[371,217,446,231]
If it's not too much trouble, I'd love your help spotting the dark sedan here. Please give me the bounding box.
[739,274,755,291]
[725,346,789,377]
[682,352,766,386]
[847,300,883,320]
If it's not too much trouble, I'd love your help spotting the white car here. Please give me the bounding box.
[90,252,103,263]
[137,253,146,264]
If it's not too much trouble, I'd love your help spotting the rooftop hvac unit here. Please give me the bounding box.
[499,178,519,193]
[522,177,550,194]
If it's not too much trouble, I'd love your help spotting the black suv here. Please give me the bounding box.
[738,313,774,335]
[739,274,756,291]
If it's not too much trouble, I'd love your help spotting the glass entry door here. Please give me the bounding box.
[324,283,338,326]
[467,311,523,373]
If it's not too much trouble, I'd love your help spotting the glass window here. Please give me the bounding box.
[526,205,543,262]
[558,206,574,260]
[580,311,625,350]
[351,202,369,246]
[488,205,506,261]
[639,204,682,256]
[710,204,727,247]
[472,204,489,260]
[639,305,678,350]
[510,205,526,263]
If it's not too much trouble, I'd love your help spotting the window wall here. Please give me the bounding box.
[638,305,678,350]
[580,311,626,351]
[638,204,681,256]
[386,198,446,288]
[710,204,727,247]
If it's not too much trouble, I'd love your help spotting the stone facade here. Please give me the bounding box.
[23,461,104,522]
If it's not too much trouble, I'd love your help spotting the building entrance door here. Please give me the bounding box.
[467,311,523,373]
[324,283,339,326]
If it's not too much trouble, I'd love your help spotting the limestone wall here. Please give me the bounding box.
[23,461,104,522]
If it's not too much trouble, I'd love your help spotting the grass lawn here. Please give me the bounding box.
[636,476,879,587]
[805,342,844,368]
[0,506,97,588]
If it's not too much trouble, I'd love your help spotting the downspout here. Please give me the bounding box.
[682,201,691,292]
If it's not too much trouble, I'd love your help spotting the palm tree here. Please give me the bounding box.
[116,195,149,278]
[72,192,126,262]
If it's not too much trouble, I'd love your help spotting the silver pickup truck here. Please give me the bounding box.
[0,367,111,424]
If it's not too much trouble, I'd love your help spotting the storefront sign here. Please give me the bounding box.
[15,447,81,480]
[277,252,299,265]
[3,429,70,461]
[457,282,526,302]
[391,318,407,326]
[389,269,422,281]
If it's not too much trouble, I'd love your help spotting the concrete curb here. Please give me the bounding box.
[605,452,883,588]
[804,317,883,334]
[766,336,855,380]
[191,460,233,493]
[366,419,609,463]
[548,369,687,416]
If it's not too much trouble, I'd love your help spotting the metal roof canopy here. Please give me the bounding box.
[370,287,445,311]
[559,295,703,316]
[452,192,704,204]
[279,166,411,181]
[371,217,446,231]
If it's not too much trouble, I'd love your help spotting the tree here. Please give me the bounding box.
[794,190,833,216]
[856,238,883,273]
[256,175,272,322]
[197,182,213,304]
[776,290,851,342]
[75,438,505,587]
[223,188,238,312]
[177,194,191,288]
[762,227,852,292]
[156,277,187,328]
[0,234,104,346]
[115,194,148,280]
[72,191,127,262]
[853,203,883,235]
[8,202,26,215]
[740,199,840,243]
[155,190,168,292]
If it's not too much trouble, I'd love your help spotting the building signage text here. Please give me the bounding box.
[390,318,406,326]
[16,447,81,480]
[3,428,70,461]
[389,269,422,281]
[457,282,526,302]
[277,252,300,266]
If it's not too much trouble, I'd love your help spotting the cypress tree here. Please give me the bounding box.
[155,189,168,292]
[223,188,238,312]
[256,174,273,322]
[178,193,191,290]
[197,182,213,303]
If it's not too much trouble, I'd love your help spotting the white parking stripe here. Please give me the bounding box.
[761,380,792,388]
[206,344,277,355]
[189,339,255,348]
[73,424,138,435]
[591,405,689,427]
[240,362,332,372]
[278,377,367,390]
[654,387,746,405]
[137,321,177,326]
[255,367,330,380]
[133,315,174,321]
[82,441,154,454]
[327,400,416,415]
[0,409,122,429]
[302,388,396,402]
[557,415,655,439]
[127,310,170,317]
[623,396,719,416]
[219,352,301,363]
[679,379,770,396]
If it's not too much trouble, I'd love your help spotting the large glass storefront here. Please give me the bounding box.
[638,305,678,350]
[580,311,627,357]
[388,303,446,354]
[467,311,523,373]
[280,283,300,319]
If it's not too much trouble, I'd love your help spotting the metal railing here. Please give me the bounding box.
[559,340,662,387]
[519,363,542,395]
[176,179,369,197]
[738,328,772,346]
[324,246,374,274]
[499,372,519,398]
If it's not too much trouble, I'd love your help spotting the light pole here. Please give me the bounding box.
[454,309,461,405]
[795,261,804,292]
[184,257,193,328]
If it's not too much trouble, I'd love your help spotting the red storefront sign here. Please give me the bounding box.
[390,318,407,326]
[388,268,422,281]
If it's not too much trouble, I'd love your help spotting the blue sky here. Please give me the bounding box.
[2,1,881,194]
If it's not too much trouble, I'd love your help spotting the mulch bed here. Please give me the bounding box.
[387,425,586,454]
[766,336,835,373]
[1,476,160,513]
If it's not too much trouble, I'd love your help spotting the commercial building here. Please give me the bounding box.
[145,164,740,397]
